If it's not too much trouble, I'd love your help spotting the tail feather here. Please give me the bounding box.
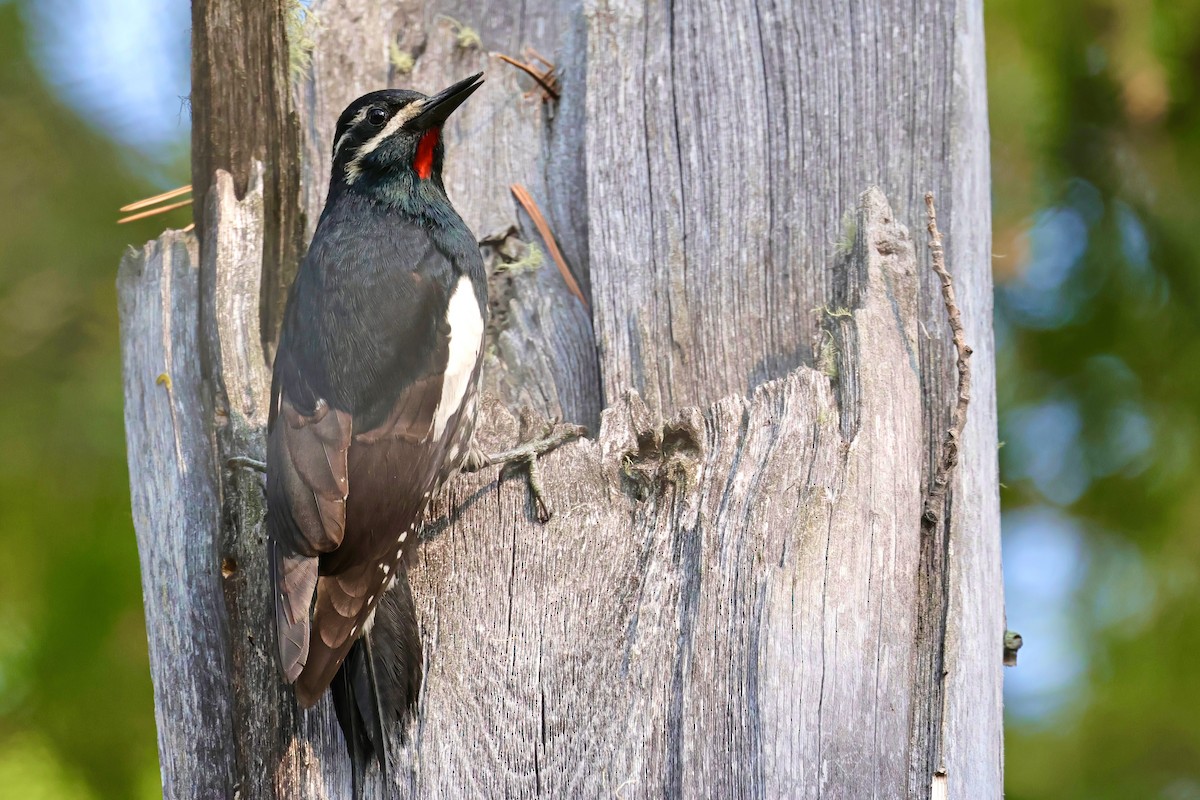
[330,570,423,796]
[369,570,423,718]
[353,635,389,774]
[271,540,317,683]
[330,656,372,799]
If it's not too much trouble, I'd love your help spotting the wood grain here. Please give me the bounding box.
[191,0,305,345]
[117,234,237,799]
[581,1,1002,794]
[118,0,1002,796]
[399,188,927,800]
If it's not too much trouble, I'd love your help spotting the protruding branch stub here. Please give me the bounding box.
[1004,630,1023,667]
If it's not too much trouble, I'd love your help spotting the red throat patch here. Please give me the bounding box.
[414,128,440,179]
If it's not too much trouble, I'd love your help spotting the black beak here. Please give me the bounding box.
[409,73,485,131]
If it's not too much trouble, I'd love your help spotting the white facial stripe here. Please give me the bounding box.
[433,276,484,440]
[344,100,425,183]
[333,107,370,160]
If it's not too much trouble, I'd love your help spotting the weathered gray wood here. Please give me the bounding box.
[191,0,304,345]
[117,234,237,799]
[120,0,1002,796]
[940,5,1004,798]
[400,188,927,799]
[581,1,1002,795]
[123,181,982,798]
[198,165,345,799]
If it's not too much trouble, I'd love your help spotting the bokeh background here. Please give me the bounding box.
[0,0,1197,797]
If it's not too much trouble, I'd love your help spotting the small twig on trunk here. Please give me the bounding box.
[119,199,194,225]
[120,184,193,212]
[469,424,587,469]
[492,52,560,101]
[228,456,267,472]
[921,192,973,532]
[1003,630,1023,667]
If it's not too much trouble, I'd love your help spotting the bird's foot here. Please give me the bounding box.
[461,418,586,522]
[462,422,586,472]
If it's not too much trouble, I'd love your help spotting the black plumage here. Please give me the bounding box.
[265,74,487,785]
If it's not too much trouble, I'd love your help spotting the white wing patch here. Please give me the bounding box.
[433,276,484,439]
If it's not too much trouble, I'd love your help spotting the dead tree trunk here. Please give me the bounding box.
[118,1,1000,798]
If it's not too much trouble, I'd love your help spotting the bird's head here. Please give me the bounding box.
[329,73,484,196]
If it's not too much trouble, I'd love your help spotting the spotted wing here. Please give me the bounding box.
[266,339,354,684]
[267,205,486,706]
[291,286,489,706]
[269,351,455,690]
[292,357,453,706]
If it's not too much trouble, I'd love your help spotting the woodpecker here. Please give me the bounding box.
[266,73,489,786]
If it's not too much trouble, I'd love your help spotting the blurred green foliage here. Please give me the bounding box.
[0,5,184,799]
[0,0,1197,797]
[990,0,1200,797]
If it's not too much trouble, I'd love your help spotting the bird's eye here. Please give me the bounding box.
[367,107,388,127]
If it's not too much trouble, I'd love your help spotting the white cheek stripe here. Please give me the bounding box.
[345,101,425,183]
[433,276,484,439]
[333,107,369,160]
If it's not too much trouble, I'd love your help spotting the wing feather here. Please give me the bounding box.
[267,205,487,707]
[271,540,319,682]
[267,356,354,691]
[292,339,455,705]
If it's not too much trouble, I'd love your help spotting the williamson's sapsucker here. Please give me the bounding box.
[266,72,487,788]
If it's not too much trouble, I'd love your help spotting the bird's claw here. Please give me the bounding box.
[461,421,586,521]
